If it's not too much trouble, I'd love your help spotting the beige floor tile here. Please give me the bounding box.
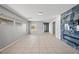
[1,33,76,54]
[1,47,25,54]
[39,47,48,54]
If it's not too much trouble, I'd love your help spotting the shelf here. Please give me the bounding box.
[0,16,13,25]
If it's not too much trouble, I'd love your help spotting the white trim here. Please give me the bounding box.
[0,34,28,52]
[0,38,20,52]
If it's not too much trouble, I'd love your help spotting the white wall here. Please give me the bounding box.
[49,15,61,39]
[0,5,28,49]
[0,23,27,48]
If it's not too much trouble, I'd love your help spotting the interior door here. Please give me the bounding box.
[44,23,49,32]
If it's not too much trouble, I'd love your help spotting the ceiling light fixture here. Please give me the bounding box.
[38,11,43,15]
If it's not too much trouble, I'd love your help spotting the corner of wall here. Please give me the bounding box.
[49,15,61,40]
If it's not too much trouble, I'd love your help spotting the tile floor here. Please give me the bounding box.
[1,33,76,54]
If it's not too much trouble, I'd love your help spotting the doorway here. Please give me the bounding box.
[43,23,49,32]
[53,22,55,35]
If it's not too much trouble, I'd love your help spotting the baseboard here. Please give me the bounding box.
[0,34,27,52]
[0,38,20,52]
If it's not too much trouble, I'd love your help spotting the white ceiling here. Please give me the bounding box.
[7,4,76,22]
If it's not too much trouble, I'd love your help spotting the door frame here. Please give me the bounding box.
[53,22,56,35]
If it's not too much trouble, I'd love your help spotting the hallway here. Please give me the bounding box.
[1,33,76,54]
